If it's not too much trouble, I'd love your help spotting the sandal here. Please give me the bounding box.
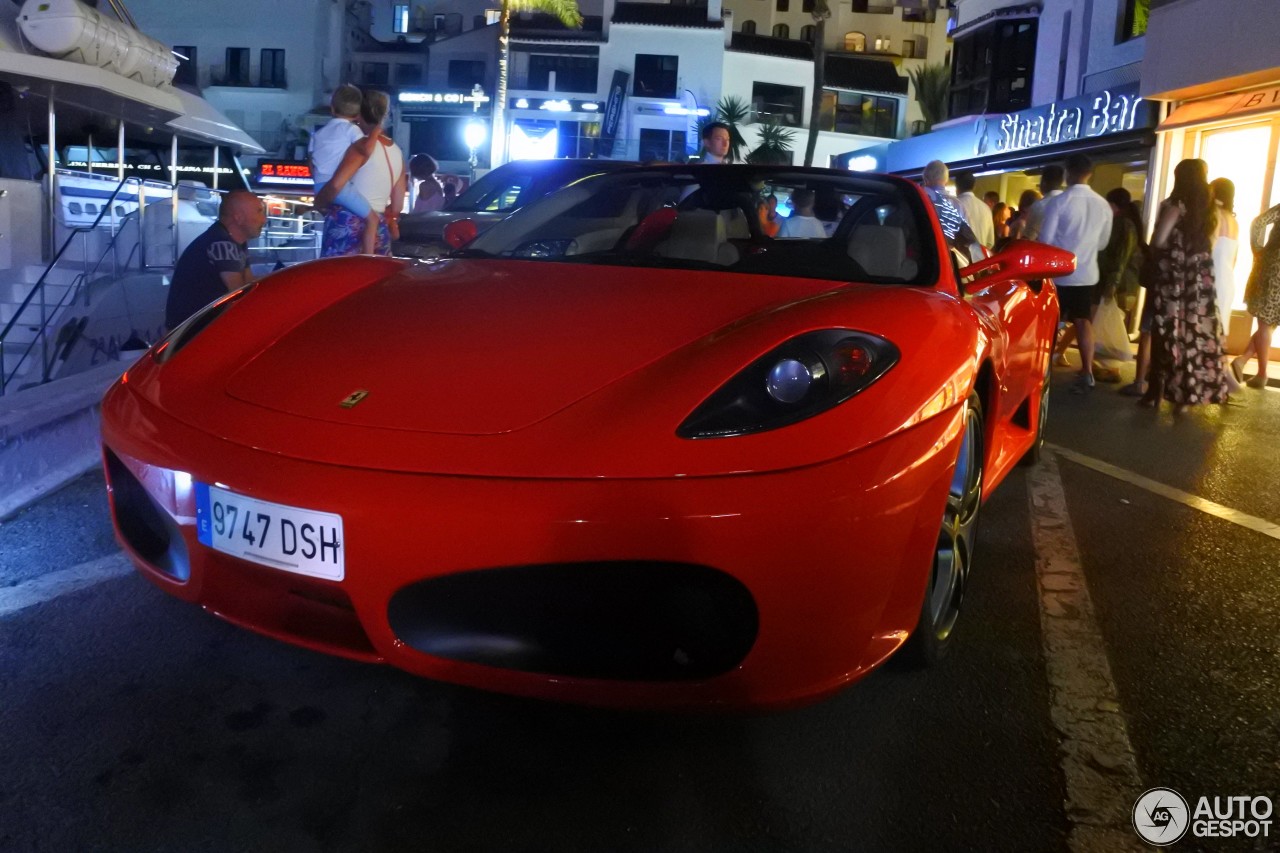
[1119,382,1146,397]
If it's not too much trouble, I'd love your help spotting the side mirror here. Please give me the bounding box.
[442,217,479,249]
[958,239,1075,294]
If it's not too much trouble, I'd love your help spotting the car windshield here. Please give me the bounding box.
[463,165,939,285]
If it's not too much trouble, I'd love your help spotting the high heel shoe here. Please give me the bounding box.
[1230,357,1246,384]
[1246,376,1268,389]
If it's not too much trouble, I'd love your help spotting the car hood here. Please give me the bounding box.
[224,259,842,436]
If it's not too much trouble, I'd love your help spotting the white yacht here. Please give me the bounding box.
[0,0,309,395]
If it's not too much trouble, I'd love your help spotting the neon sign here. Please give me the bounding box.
[995,89,1144,154]
[253,160,313,186]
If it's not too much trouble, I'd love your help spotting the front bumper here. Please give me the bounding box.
[102,385,962,710]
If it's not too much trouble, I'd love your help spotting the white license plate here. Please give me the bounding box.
[195,483,344,581]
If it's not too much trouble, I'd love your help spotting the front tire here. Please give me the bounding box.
[900,392,984,667]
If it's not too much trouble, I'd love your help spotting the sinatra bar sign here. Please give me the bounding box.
[993,89,1147,154]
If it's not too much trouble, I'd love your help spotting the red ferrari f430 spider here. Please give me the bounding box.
[102,165,1071,710]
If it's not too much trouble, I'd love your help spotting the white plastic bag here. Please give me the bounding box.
[1093,296,1133,362]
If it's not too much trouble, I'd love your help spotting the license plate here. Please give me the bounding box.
[195,482,344,581]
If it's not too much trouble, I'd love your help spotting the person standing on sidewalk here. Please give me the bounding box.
[1143,158,1229,411]
[1038,154,1114,394]
[1233,199,1280,388]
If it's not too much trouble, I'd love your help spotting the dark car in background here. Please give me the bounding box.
[393,158,634,260]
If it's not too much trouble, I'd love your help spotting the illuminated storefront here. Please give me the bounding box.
[506,97,604,160]
[395,87,493,168]
[838,85,1158,218]
[1148,86,1280,346]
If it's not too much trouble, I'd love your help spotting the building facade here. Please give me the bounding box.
[1141,0,1280,330]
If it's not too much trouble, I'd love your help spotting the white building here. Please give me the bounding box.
[124,0,345,161]
[722,0,951,136]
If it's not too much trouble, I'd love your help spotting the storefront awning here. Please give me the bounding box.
[1158,85,1280,131]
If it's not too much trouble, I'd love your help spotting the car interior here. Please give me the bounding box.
[465,169,938,285]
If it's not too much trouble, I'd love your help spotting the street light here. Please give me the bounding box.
[464,120,487,184]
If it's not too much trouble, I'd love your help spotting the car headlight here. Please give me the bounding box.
[677,329,898,439]
[153,285,254,364]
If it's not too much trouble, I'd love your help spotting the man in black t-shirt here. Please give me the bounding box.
[165,190,267,329]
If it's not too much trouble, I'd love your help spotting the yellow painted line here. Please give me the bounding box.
[1047,443,1280,542]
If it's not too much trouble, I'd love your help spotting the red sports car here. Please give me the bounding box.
[101,165,1070,710]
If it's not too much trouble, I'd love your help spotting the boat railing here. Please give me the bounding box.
[0,174,152,395]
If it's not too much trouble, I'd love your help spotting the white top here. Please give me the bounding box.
[1021,189,1063,242]
[1213,234,1238,328]
[351,139,405,215]
[778,214,827,239]
[309,118,362,186]
[956,191,995,249]
[1038,184,1114,287]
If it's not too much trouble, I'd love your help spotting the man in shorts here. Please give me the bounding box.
[1038,154,1114,393]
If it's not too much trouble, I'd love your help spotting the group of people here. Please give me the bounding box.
[924,151,1280,413]
[166,83,464,329]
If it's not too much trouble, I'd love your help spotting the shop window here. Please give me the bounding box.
[362,62,390,86]
[801,25,816,42]
[1118,0,1149,43]
[638,128,687,162]
[448,60,486,89]
[173,45,197,87]
[1201,123,1274,310]
[633,54,678,98]
[557,119,601,158]
[844,32,866,52]
[949,17,1035,118]
[821,90,898,137]
[772,23,790,38]
[260,49,286,88]
[392,4,410,34]
[752,81,804,127]
[529,55,599,94]
[224,48,250,86]
[741,20,756,34]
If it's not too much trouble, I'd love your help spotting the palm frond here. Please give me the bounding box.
[509,0,583,28]
[907,62,950,133]
[747,121,796,165]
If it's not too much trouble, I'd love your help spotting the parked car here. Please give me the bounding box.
[101,165,1070,710]
[393,158,634,259]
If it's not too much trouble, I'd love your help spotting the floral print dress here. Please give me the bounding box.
[1149,202,1229,405]
[320,205,391,258]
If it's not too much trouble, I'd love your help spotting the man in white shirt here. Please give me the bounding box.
[1021,165,1065,242]
[778,188,827,239]
[1038,154,1114,393]
[954,171,994,252]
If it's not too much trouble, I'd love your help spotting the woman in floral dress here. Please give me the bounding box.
[1141,159,1228,412]
[1232,200,1280,388]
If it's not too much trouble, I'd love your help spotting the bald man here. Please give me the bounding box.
[165,190,267,329]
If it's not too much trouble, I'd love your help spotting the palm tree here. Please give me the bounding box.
[698,96,751,162]
[747,120,796,165]
[492,0,583,166]
[802,0,831,167]
[907,61,951,135]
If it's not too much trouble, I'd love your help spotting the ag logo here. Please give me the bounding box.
[1133,787,1190,845]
